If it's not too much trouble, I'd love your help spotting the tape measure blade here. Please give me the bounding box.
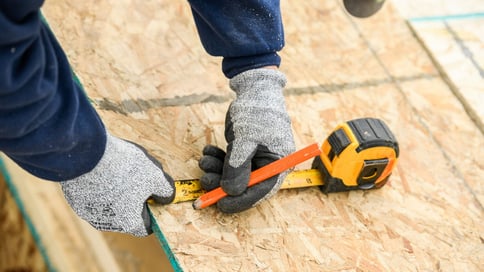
[172,169,324,204]
[173,179,206,203]
[280,169,324,189]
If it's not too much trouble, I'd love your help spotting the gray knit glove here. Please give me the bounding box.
[60,133,175,237]
[199,69,295,213]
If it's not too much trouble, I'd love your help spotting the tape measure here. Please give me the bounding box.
[166,117,398,205]
[312,117,399,193]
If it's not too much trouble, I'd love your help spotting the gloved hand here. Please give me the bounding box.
[60,133,175,237]
[199,68,295,213]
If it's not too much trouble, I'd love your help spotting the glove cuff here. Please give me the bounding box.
[229,68,286,95]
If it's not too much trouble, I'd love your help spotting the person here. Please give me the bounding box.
[0,0,295,237]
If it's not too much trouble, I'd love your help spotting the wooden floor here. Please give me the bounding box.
[0,0,482,271]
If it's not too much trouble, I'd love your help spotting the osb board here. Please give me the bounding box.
[36,0,484,271]
[409,18,484,132]
[0,157,122,272]
[148,83,483,271]
[0,175,47,272]
[390,0,484,18]
[102,232,175,272]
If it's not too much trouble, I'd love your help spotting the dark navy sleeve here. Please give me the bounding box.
[188,0,284,78]
[0,0,107,181]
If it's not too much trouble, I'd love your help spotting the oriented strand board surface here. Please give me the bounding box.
[38,0,484,271]
[391,0,484,18]
[409,18,484,133]
[0,175,47,272]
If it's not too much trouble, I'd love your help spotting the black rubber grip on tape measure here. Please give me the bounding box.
[327,128,351,160]
[348,118,399,157]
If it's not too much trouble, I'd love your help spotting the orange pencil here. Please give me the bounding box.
[192,143,322,210]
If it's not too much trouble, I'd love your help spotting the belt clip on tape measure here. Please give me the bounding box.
[312,117,399,193]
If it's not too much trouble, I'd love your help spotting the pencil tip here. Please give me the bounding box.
[192,199,201,210]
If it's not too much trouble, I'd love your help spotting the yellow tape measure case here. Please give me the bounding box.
[312,118,399,193]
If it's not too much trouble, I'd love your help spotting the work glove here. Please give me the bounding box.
[60,133,175,237]
[199,69,296,213]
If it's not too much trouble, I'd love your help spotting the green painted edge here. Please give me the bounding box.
[0,157,57,272]
[149,209,184,272]
[409,12,484,23]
